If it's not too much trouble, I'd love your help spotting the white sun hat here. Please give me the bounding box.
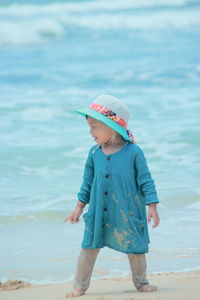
[74,94,135,143]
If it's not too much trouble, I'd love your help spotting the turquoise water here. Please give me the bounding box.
[0,0,200,284]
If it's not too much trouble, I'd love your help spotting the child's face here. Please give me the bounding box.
[87,116,115,145]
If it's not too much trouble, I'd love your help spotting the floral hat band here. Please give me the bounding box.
[88,103,135,144]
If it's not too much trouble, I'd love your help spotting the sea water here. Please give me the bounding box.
[0,0,200,284]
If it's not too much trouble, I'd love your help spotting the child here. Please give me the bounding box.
[64,94,160,297]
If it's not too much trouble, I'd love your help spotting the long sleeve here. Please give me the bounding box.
[134,147,159,205]
[77,148,94,204]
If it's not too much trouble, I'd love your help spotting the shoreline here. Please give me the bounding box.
[1,270,200,300]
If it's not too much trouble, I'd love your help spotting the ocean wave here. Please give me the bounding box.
[0,18,65,45]
[0,0,199,16]
[0,1,199,46]
[0,209,69,224]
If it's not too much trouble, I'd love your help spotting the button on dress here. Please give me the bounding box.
[78,142,159,254]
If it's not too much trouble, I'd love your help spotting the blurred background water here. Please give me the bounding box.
[0,0,200,284]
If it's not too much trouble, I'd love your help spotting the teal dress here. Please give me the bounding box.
[78,142,159,254]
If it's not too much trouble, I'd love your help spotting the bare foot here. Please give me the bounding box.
[65,288,85,297]
[137,284,157,292]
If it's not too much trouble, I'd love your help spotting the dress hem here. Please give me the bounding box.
[81,244,149,255]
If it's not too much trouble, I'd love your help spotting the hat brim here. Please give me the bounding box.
[74,108,132,143]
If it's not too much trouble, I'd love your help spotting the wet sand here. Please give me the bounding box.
[0,271,200,300]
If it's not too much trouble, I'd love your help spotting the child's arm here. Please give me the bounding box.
[134,147,160,227]
[63,201,86,224]
[64,148,94,224]
[147,203,160,228]
[135,147,159,206]
[77,148,94,204]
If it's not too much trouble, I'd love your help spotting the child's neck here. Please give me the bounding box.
[101,138,127,155]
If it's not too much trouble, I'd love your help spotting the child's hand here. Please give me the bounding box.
[63,208,83,224]
[147,203,160,228]
[63,201,86,224]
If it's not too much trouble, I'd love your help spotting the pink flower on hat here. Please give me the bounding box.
[89,102,127,128]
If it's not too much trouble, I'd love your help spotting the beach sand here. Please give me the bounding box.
[0,271,200,300]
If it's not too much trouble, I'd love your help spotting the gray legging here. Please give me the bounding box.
[73,248,149,291]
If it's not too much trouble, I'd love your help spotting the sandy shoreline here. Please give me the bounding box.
[0,271,200,300]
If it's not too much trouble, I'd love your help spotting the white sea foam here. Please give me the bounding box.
[186,201,200,209]
[0,0,197,16]
[0,18,65,45]
[0,1,199,45]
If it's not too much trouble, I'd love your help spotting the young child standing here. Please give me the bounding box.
[64,94,160,297]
